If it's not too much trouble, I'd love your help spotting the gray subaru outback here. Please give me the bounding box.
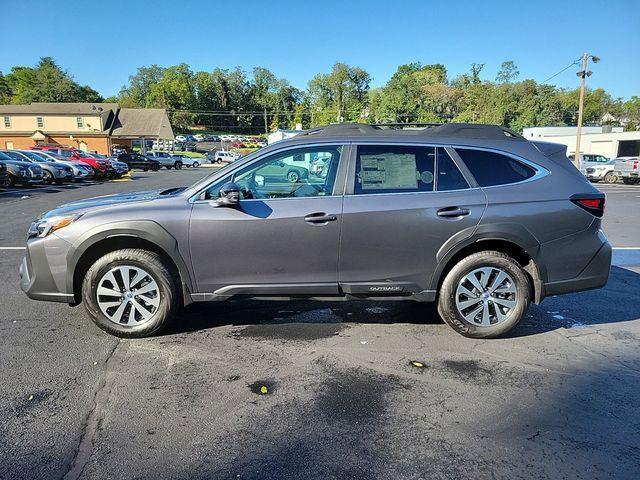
[20,123,612,339]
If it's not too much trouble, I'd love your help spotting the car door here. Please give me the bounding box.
[188,144,348,295]
[338,143,486,295]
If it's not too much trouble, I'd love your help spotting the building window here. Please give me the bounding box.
[76,116,84,128]
[3,116,10,128]
[37,116,44,128]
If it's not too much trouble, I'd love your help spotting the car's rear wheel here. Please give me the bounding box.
[82,249,179,338]
[437,251,530,338]
[192,161,200,167]
[603,172,618,184]
[174,161,183,170]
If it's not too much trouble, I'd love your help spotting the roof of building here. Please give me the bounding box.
[0,102,174,139]
[0,102,119,115]
[110,108,174,139]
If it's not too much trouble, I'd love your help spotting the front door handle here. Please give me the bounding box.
[437,206,470,218]
[304,212,337,224]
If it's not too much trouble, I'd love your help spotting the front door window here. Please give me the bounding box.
[204,145,342,200]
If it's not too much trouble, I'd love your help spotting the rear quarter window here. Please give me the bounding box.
[455,148,536,187]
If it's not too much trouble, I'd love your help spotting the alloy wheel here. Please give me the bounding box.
[455,267,517,327]
[96,266,160,326]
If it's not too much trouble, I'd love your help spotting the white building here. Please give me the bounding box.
[267,128,304,145]
[522,126,640,158]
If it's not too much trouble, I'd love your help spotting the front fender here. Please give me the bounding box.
[65,220,194,296]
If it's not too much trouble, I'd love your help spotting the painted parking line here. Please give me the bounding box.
[0,247,25,250]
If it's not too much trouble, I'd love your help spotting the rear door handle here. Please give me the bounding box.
[304,212,337,224]
[437,206,470,218]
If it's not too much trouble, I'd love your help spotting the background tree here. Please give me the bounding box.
[496,61,520,83]
[2,57,102,104]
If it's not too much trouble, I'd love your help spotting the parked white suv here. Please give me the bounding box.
[209,150,240,164]
[614,156,639,185]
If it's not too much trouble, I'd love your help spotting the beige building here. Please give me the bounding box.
[0,102,174,154]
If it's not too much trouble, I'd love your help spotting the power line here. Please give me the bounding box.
[540,59,581,85]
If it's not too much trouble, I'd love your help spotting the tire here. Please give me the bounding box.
[42,170,54,185]
[287,170,300,183]
[0,175,11,188]
[216,159,222,164]
[174,161,183,170]
[603,171,618,184]
[151,163,160,172]
[192,161,200,168]
[437,251,530,339]
[81,249,180,338]
[622,177,639,185]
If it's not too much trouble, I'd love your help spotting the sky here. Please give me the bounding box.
[1,0,638,99]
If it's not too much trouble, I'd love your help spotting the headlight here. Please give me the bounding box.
[28,213,83,238]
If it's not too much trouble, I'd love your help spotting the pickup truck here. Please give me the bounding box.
[146,151,186,169]
[614,156,639,184]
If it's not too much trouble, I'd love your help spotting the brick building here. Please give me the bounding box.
[0,103,174,154]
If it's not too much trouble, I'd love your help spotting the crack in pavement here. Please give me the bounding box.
[62,339,123,480]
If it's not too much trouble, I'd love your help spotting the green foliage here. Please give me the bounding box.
[0,57,637,133]
[2,57,102,104]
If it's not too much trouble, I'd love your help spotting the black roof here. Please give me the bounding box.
[296,123,525,141]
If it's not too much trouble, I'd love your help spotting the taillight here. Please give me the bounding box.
[633,160,638,171]
[571,194,605,217]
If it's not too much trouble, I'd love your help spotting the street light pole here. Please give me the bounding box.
[574,53,600,169]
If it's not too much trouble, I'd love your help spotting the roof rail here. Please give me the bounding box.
[296,122,525,141]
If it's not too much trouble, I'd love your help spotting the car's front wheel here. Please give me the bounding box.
[81,249,179,338]
[174,161,183,170]
[437,251,530,338]
[287,170,300,182]
[603,171,618,184]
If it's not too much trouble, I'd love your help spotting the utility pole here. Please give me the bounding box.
[574,53,600,169]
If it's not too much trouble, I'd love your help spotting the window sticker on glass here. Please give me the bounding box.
[360,154,418,190]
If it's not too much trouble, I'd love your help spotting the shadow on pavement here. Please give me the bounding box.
[167,266,640,338]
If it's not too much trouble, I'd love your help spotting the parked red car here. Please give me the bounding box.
[32,145,109,177]
[231,141,246,148]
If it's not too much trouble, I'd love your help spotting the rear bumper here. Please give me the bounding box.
[543,239,612,297]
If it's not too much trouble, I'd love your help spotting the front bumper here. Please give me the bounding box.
[14,173,44,185]
[19,234,75,304]
[543,238,612,297]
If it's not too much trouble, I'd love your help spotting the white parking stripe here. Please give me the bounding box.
[0,247,25,250]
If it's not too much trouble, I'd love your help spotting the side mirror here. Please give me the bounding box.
[217,182,241,207]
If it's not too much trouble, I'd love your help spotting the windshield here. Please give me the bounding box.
[21,151,53,162]
[2,151,28,161]
[0,151,14,161]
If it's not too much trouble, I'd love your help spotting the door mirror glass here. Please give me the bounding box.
[217,182,241,206]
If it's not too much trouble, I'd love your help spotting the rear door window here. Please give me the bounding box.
[354,145,435,194]
[455,148,536,187]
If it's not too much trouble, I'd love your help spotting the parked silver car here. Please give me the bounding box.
[1,150,73,184]
[585,160,618,183]
[21,150,94,181]
[20,123,611,339]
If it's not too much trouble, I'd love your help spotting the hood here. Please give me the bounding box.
[41,189,165,218]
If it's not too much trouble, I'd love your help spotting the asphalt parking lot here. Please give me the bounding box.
[1,170,639,479]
